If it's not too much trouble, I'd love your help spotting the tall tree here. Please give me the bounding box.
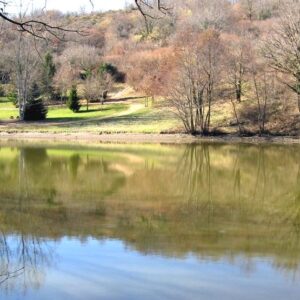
[41,52,56,101]
[169,30,224,134]
[13,34,41,120]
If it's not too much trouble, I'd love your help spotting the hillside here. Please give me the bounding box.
[0,0,300,137]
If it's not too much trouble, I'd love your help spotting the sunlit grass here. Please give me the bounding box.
[0,101,128,122]
[0,99,180,134]
[47,103,128,122]
[62,107,180,134]
[0,98,18,120]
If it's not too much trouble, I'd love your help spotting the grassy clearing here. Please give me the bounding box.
[14,107,179,134]
[0,97,180,134]
[0,94,241,135]
[0,100,128,122]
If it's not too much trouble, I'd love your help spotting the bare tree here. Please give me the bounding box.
[225,33,252,103]
[5,33,41,120]
[263,0,300,112]
[53,63,73,104]
[241,0,281,20]
[239,60,278,135]
[181,0,232,30]
[134,0,172,34]
[169,30,224,134]
[83,72,112,110]
[251,68,273,134]
[241,0,257,20]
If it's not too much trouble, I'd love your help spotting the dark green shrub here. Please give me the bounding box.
[67,86,81,112]
[99,63,117,75]
[99,63,126,83]
[259,9,272,20]
[23,99,48,121]
[80,69,92,80]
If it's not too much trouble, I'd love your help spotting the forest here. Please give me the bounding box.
[0,0,300,136]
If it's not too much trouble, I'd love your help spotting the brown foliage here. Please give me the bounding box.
[125,47,175,97]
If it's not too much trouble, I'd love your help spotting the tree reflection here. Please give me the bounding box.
[174,143,300,273]
[0,143,300,284]
[0,232,54,292]
[0,147,55,292]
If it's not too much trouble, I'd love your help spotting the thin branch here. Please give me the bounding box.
[0,0,171,39]
[0,11,86,40]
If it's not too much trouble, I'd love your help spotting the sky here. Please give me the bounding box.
[6,0,134,14]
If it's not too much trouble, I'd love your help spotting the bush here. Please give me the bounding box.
[67,86,81,112]
[259,9,272,20]
[23,99,48,121]
[99,63,125,83]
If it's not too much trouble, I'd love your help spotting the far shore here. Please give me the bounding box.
[0,131,299,146]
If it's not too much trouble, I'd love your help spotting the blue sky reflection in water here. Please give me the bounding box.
[3,237,300,300]
[0,142,300,299]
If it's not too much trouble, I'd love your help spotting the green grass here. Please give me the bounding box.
[0,98,180,134]
[0,100,128,122]
[0,98,18,120]
[47,103,127,122]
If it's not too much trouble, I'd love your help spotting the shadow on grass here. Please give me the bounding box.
[77,108,111,113]
[56,111,172,128]
[105,96,144,103]
[46,108,114,123]
[0,98,12,104]
[46,117,87,123]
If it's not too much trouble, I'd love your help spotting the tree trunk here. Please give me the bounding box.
[230,98,243,135]
[236,79,242,103]
[19,105,24,121]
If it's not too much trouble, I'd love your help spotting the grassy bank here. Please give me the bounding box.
[0,95,299,138]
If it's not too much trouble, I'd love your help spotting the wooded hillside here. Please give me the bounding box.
[0,0,299,135]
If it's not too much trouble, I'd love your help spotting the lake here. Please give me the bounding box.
[0,141,300,300]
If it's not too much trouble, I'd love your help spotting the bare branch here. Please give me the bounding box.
[0,0,172,40]
[0,11,87,40]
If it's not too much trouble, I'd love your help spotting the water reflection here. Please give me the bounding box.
[0,142,300,297]
[0,234,54,293]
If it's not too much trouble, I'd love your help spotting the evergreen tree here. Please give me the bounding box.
[22,82,47,121]
[29,82,41,100]
[23,99,48,121]
[67,86,81,113]
[41,52,56,100]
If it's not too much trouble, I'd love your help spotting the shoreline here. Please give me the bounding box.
[0,131,299,145]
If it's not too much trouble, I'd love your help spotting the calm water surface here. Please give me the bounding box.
[0,142,300,299]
